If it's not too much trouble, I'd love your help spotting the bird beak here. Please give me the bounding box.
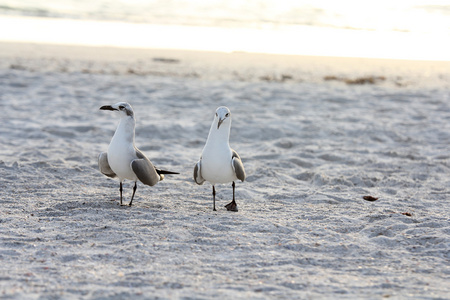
[217,118,224,129]
[99,105,117,111]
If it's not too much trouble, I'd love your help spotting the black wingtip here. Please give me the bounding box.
[156,169,180,175]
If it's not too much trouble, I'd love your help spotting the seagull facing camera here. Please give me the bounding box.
[194,106,246,212]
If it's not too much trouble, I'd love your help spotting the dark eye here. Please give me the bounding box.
[225,113,230,117]
[215,113,218,117]
[119,105,125,110]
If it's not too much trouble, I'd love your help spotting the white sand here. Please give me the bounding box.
[0,42,449,299]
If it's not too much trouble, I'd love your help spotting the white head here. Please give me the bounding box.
[99,102,134,118]
[214,106,231,129]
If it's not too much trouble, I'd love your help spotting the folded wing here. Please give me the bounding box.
[132,148,160,186]
[231,150,246,182]
[98,152,116,178]
[193,159,205,185]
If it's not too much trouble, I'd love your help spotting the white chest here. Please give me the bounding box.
[107,133,137,181]
[201,144,236,184]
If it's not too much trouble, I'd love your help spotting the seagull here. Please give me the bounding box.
[98,102,179,206]
[194,106,246,211]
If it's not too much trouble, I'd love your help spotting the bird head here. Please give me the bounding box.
[99,102,134,117]
[215,106,231,129]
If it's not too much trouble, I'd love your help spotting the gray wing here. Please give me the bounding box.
[131,148,160,186]
[98,152,116,178]
[231,149,246,182]
[193,159,205,185]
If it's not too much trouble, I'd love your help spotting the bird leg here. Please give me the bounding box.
[128,182,137,206]
[119,182,123,205]
[225,181,238,212]
[212,185,216,211]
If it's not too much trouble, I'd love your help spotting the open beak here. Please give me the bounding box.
[99,105,117,111]
[217,118,224,129]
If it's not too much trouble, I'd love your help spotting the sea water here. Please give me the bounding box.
[0,0,448,60]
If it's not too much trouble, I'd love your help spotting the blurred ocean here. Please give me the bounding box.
[1,0,448,33]
[0,0,449,60]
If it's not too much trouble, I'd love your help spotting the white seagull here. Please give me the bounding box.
[194,106,246,211]
[98,102,178,206]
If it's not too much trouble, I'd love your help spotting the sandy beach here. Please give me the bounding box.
[0,41,449,299]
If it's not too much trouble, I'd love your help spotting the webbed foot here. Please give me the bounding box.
[224,200,238,212]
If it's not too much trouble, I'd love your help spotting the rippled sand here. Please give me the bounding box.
[0,42,449,299]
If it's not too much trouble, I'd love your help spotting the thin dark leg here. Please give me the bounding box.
[225,181,238,212]
[119,182,123,205]
[129,182,137,206]
[233,181,235,201]
[212,185,216,211]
